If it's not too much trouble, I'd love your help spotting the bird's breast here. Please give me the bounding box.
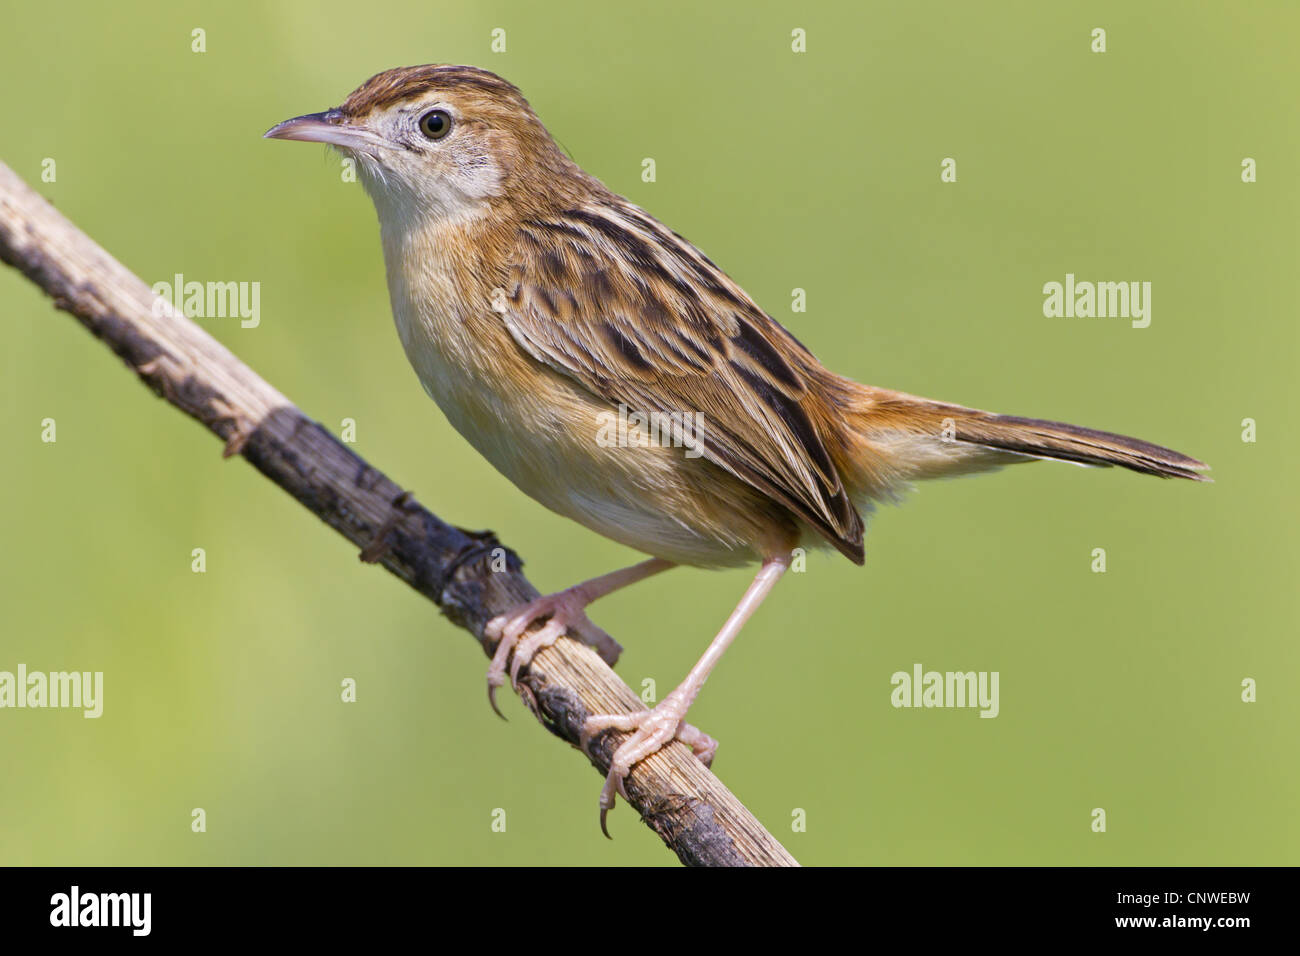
[382,226,547,469]
[375,219,785,568]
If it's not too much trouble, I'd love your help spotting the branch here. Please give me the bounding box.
[0,162,797,867]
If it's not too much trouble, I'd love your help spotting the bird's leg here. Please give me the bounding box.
[582,553,790,835]
[484,558,675,714]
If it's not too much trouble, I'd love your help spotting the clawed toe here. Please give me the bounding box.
[483,590,593,716]
[580,698,718,835]
[506,617,564,686]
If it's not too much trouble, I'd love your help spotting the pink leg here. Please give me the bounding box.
[581,553,791,835]
[485,558,674,715]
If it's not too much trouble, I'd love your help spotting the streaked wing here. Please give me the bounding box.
[500,199,864,562]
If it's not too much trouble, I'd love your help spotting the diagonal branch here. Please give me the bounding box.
[0,162,797,867]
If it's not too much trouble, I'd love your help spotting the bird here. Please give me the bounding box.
[265,64,1209,832]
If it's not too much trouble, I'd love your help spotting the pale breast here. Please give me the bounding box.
[379,219,786,568]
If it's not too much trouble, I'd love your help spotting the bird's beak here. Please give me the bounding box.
[263,109,383,152]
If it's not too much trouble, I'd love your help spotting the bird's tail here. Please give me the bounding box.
[832,385,1210,501]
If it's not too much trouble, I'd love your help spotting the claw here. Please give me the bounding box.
[481,588,594,716]
[582,698,716,832]
[487,679,506,720]
[484,620,516,718]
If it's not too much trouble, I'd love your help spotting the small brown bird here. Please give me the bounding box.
[266,65,1209,831]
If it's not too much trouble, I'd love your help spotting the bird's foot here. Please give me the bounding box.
[580,693,718,836]
[484,588,595,716]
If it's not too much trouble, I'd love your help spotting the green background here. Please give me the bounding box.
[1,1,1295,866]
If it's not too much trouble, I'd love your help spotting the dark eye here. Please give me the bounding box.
[418,109,452,140]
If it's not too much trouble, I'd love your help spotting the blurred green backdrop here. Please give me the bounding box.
[2,0,1295,866]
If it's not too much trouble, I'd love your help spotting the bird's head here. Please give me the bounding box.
[265,65,581,226]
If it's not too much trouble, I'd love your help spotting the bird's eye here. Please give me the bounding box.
[418,109,453,140]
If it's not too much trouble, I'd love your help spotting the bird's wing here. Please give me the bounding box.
[499,200,864,562]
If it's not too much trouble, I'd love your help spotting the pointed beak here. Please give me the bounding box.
[263,109,383,152]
